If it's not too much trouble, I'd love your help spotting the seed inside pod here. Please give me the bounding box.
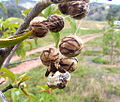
[59,57,78,73]
[68,1,88,20]
[47,14,64,32]
[40,47,59,67]
[47,71,71,89]
[58,2,69,15]
[59,35,83,57]
[29,16,49,38]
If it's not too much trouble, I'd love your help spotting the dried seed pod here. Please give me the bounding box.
[59,57,78,73]
[45,61,66,77]
[68,1,88,20]
[84,0,90,3]
[58,2,69,15]
[40,47,59,67]
[29,16,49,38]
[47,14,64,32]
[47,71,71,89]
[59,35,83,57]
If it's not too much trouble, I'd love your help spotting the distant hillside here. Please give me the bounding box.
[0,0,36,18]
[87,3,120,21]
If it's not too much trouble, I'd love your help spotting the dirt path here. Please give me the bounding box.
[10,33,103,74]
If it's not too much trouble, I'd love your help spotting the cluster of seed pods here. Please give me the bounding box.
[29,0,90,89]
[40,35,83,89]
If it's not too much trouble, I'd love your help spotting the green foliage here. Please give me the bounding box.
[103,67,119,73]
[16,41,26,59]
[91,57,110,64]
[44,5,56,18]
[16,0,18,5]
[0,17,21,38]
[103,18,120,64]
[66,17,77,34]
[22,8,31,17]
[0,31,32,48]
[83,50,102,56]
[0,2,7,14]
[0,68,15,82]
[51,32,60,48]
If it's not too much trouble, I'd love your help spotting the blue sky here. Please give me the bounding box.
[0,0,120,5]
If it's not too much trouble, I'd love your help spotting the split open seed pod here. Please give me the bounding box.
[59,57,78,73]
[59,35,83,57]
[40,47,59,67]
[68,1,88,20]
[29,16,49,38]
[58,2,69,15]
[47,14,64,32]
[47,71,71,89]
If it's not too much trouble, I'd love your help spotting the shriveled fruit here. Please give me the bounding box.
[59,35,83,57]
[29,16,49,38]
[47,14,64,32]
[68,1,88,20]
[59,57,78,73]
[40,47,59,67]
[58,2,69,15]
[47,71,71,89]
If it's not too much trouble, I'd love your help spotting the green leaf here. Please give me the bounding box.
[34,38,38,45]
[44,5,55,18]
[0,31,32,48]
[0,3,7,14]
[0,68,15,82]
[29,93,39,102]
[66,17,77,34]
[51,32,60,48]
[16,41,26,59]
[16,0,18,5]
[37,85,49,90]
[14,74,31,85]
[5,17,22,24]
[26,41,33,50]
[22,8,31,17]
[11,89,20,102]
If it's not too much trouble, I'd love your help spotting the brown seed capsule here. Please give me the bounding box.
[45,61,66,77]
[68,1,88,20]
[58,2,69,15]
[59,35,83,57]
[47,71,71,89]
[59,57,78,73]
[40,47,59,67]
[29,16,49,38]
[47,14,64,32]
[84,0,90,3]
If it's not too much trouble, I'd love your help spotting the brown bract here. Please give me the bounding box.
[59,57,78,73]
[40,47,59,66]
[68,1,88,20]
[59,35,83,57]
[29,17,49,38]
[47,14,64,32]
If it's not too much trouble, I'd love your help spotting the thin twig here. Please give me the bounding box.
[0,91,7,102]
